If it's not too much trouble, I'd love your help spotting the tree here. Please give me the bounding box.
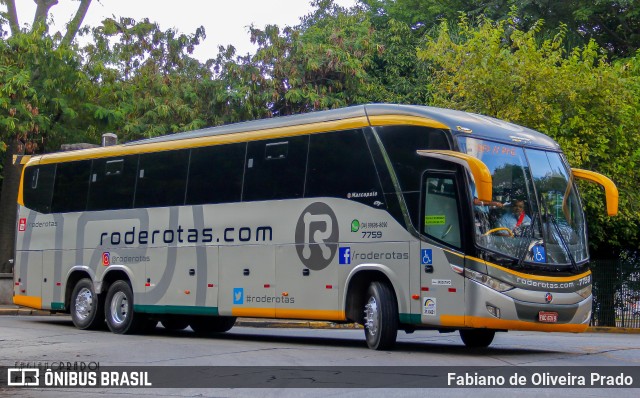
[360,0,640,59]
[419,16,640,324]
[81,17,212,141]
[247,0,381,116]
[0,0,93,274]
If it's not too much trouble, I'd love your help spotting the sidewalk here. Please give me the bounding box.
[1,304,639,333]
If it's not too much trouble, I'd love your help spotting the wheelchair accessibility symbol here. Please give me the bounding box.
[421,249,433,265]
[532,245,546,263]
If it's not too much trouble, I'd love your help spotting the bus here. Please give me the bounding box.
[12,104,618,349]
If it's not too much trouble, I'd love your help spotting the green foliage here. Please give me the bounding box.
[418,16,640,255]
[247,2,381,115]
[1,0,638,259]
[80,17,212,141]
[360,0,640,59]
[0,26,91,153]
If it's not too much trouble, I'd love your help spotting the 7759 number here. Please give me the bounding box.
[362,231,382,239]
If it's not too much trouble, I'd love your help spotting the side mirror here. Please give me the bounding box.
[571,168,619,216]
[417,150,493,202]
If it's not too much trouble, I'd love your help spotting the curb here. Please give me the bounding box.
[586,326,640,334]
[0,306,51,316]
[234,318,362,329]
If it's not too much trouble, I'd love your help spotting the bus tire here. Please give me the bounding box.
[70,278,104,330]
[459,329,495,348]
[363,281,398,350]
[104,280,145,334]
[190,316,236,335]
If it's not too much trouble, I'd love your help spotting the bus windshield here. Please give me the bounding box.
[458,137,588,268]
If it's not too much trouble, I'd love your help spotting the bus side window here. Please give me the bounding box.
[135,150,189,208]
[87,156,138,211]
[186,143,246,205]
[423,175,462,249]
[377,126,451,228]
[22,164,56,214]
[243,136,308,202]
[305,129,384,207]
[51,160,91,213]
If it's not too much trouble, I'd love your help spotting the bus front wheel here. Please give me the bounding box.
[363,281,398,350]
[459,329,495,348]
[70,278,104,330]
[104,280,146,334]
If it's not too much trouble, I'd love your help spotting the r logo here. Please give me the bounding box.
[295,202,339,270]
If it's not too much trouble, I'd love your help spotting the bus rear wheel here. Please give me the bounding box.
[459,329,495,348]
[190,316,236,335]
[104,280,147,334]
[363,281,398,350]
[70,278,104,330]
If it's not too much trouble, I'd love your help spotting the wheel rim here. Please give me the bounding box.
[110,291,129,326]
[74,287,93,320]
[364,296,379,336]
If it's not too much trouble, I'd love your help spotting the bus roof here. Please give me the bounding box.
[26,104,561,165]
[130,104,560,150]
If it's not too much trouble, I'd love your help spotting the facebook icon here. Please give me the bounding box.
[339,247,351,264]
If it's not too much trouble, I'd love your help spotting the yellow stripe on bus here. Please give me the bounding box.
[440,315,589,333]
[230,308,345,321]
[466,256,592,283]
[31,117,370,165]
[276,309,346,321]
[367,115,449,129]
[26,114,453,167]
[231,307,276,318]
[13,295,43,309]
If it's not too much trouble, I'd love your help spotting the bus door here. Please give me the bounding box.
[13,251,43,308]
[275,244,340,320]
[420,172,466,326]
[218,245,276,318]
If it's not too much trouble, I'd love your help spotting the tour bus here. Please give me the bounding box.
[13,104,618,349]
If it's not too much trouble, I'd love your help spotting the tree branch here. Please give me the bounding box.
[62,0,92,45]
[32,0,58,30]
[3,0,20,35]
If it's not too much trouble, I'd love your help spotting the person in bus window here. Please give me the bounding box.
[499,199,531,234]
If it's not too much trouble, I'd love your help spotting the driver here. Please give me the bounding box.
[499,199,531,233]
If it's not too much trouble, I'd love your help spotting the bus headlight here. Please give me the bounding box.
[576,285,592,299]
[464,268,513,292]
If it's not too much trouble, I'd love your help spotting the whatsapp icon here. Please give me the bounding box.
[351,219,360,232]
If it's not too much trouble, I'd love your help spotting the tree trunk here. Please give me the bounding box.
[32,0,59,29]
[0,139,24,274]
[62,0,93,45]
[4,0,20,35]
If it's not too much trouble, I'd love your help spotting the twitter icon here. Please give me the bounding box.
[233,288,244,305]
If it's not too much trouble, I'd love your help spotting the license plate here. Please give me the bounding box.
[538,311,558,323]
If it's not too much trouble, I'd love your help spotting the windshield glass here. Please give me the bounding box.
[459,137,588,267]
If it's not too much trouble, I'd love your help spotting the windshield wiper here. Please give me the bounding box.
[516,211,538,269]
[540,196,579,272]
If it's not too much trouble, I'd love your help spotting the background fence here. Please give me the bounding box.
[591,257,640,328]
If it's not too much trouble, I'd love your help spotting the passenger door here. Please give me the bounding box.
[420,172,466,327]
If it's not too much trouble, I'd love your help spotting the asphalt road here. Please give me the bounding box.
[1,315,639,397]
